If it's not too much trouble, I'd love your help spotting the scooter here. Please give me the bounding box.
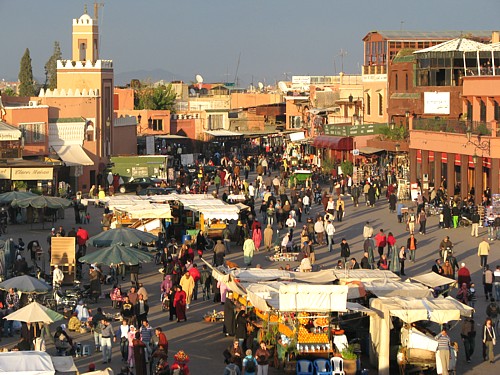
[459,215,472,227]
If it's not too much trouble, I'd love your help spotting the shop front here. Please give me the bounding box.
[312,135,353,163]
[0,160,58,194]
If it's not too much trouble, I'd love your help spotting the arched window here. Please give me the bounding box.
[86,121,94,141]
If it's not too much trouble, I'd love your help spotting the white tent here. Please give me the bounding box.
[279,284,348,312]
[410,272,457,288]
[362,279,432,298]
[369,296,473,375]
[115,203,172,219]
[0,351,55,375]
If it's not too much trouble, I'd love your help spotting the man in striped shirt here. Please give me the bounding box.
[435,327,452,375]
[140,320,154,362]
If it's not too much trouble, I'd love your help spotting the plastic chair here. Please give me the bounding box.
[296,359,314,375]
[82,345,91,356]
[313,358,331,375]
[330,356,345,375]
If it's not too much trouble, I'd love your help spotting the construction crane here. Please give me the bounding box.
[94,1,104,21]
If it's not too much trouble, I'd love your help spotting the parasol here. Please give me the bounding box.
[11,195,72,209]
[0,190,37,204]
[86,227,158,247]
[3,301,64,323]
[78,243,154,266]
[0,275,51,293]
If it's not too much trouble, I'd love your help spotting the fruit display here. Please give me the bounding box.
[297,326,329,344]
[314,317,330,327]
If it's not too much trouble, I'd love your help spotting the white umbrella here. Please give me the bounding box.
[3,301,64,323]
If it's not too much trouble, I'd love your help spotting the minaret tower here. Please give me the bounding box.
[71,6,99,62]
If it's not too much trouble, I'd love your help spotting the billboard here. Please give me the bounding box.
[424,92,450,115]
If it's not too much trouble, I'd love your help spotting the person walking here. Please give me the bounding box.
[374,229,387,258]
[399,246,407,276]
[314,217,325,245]
[340,238,351,264]
[255,341,271,375]
[326,220,335,253]
[134,294,149,327]
[483,318,496,363]
[173,285,187,322]
[100,318,115,364]
[363,221,374,240]
[435,327,452,375]
[417,209,427,234]
[484,266,494,301]
[461,317,476,363]
[478,238,490,269]
[243,237,256,267]
[263,224,273,252]
[407,210,416,235]
[117,319,130,362]
[336,197,345,222]
[471,210,481,237]
[179,272,195,309]
[495,265,500,302]
[406,234,418,263]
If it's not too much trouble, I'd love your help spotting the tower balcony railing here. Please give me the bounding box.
[413,118,493,136]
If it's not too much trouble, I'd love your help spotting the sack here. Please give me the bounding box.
[245,358,256,372]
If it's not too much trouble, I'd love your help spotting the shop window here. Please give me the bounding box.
[86,121,95,141]
[208,114,223,130]
[19,123,44,143]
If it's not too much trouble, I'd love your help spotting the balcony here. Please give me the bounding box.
[413,118,493,136]
[362,65,387,75]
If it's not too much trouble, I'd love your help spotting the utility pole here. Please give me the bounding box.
[94,1,104,21]
[339,49,348,73]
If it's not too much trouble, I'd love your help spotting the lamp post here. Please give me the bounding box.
[137,113,142,133]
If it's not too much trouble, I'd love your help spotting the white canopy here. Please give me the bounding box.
[363,279,432,298]
[279,284,348,312]
[231,268,339,284]
[52,144,93,166]
[115,203,172,219]
[162,193,241,221]
[0,351,55,375]
[333,269,399,281]
[410,272,457,288]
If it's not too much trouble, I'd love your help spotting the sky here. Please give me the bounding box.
[1,0,498,86]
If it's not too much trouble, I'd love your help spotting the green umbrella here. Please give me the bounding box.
[11,195,72,209]
[0,191,37,205]
[86,227,158,247]
[78,243,154,266]
[0,275,51,294]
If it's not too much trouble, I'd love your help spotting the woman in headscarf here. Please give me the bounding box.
[173,285,187,322]
[263,224,274,251]
[252,225,262,251]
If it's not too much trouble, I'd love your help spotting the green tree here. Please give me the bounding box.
[44,41,62,90]
[135,82,177,111]
[18,48,36,97]
[2,87,17,96]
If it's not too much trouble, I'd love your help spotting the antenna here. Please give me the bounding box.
[338,49,348,73]
[234,52,241,86]
[94,2,104,21]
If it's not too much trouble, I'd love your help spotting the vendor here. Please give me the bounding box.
[68,312,81,332]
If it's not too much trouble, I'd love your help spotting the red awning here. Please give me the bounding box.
[483,157,492,168]
[313,135,353,150]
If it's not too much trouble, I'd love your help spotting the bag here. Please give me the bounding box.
[493,338,496,346]
[226,364,238,375]
[245,358,256,372]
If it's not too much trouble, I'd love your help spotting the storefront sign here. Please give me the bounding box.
[0,167,10,179]
[11,168,53,181]
[424,92,450,115]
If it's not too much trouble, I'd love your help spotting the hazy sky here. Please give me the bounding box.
[1,0,498,86]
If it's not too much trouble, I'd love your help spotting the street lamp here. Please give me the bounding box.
[465,125,490,152]
[137,113,142,125]
[472,152,478,164]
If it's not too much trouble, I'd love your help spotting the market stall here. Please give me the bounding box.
[369,296,473,375]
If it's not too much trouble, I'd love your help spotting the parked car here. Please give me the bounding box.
[118,177,161,193]
[137,187,175,196]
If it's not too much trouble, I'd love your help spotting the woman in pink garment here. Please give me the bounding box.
[217,280,229,304]
[252,226,262,251]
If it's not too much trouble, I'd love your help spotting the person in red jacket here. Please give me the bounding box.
[374,229,387,258]
[155,327,168,353]
[76,226,89,257]
[187,263,201,301]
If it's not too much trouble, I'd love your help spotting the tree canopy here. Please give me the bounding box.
[18,48,36,97]
[44,41,62,90]
[134,82,177,111]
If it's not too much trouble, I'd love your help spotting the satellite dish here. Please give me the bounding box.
[258,82,264,90]
[189,88,196,96]
[195,74,204,83]
[278,81,287,93]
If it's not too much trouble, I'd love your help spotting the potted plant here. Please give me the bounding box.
[341,344,358,375]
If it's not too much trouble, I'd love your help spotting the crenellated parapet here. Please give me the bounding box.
[57,59,113,69]
[73,14,94,26]
[39,87,100,98]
